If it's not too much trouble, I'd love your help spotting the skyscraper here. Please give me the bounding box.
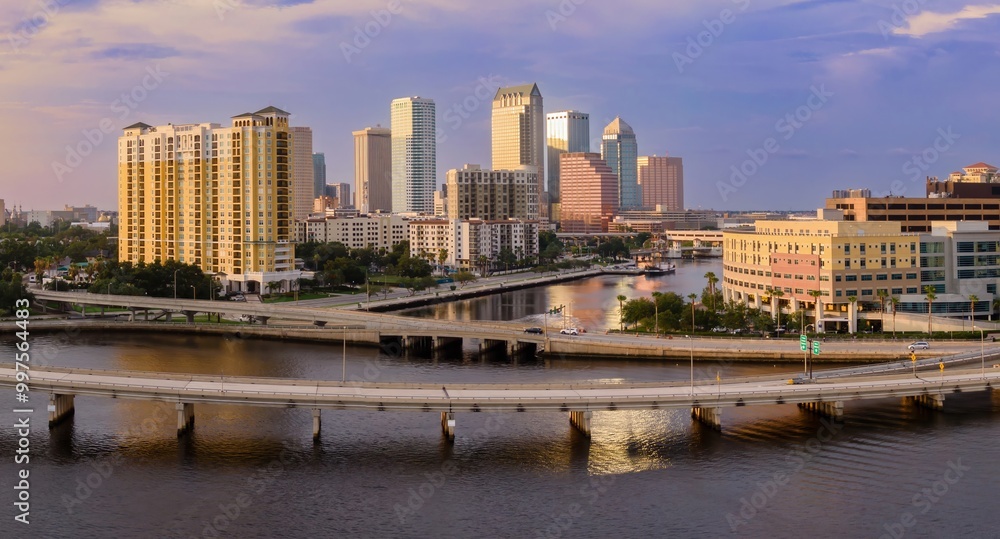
[390,98,436,213]
[353,126,392,213]
[117,107,300,293]
[290,126,314,220]
[545,110,589,207]
[312,153,326,199]
[558,152,618,233]
[602,117,640,210]
[445,164,539,220]
[492,84,544,214]
[638,154,684,210]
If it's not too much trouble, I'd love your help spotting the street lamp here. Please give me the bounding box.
[804,324,815,379]
[979,328,986,380]
[190,285,196,300]
[685,335,694,397]
[173,269,180,299]
[341,325,348,382]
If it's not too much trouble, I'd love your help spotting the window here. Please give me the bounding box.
[906,272,917,280]
[891,288,903,295]
[861,289,873,296]
[906,287,918,294]
[835,275,842,282]
[846,275,858,282]
[846,289,858,297]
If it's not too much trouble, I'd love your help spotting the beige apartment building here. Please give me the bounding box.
[118,107,300,293]
[638,155,684,211]
[445,164,539,221]
[409,218,539,271]
[826,194,1000,232]
[722,213,920,333]
[354,126,392,213]
[294,213,409,251]
[290,126,314,220]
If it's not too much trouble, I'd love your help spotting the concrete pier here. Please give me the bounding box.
[441,412,455,442]
[569,410,592,438]
[176,402,195,436]
[797,400,844,420]
[691,406,722,431]
[480,339,508,357]
[403,336,433,355]
[47,393,75,427]
[183,311,196,324]
[908,393,945,410]
[312,409,321,442]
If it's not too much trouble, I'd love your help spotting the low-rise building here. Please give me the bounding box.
[408,218,539,271]
[294,213,409,251]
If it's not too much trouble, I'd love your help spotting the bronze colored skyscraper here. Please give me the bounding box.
[353,126,392,213]
[492,83,544,215]
[638,154,684,210]
[558,152,618,233]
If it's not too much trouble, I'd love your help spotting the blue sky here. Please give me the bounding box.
[2,0,999,212]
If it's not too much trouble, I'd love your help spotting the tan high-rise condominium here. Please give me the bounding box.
[117,107,301,293]
[492,84,544,214]
[546,110,589,208]
[638,154,684,211]
[354,126,392,213]
[558,152,618,233]
[290,126,314,220]
[391,97,437,213]
[445,164,539,220]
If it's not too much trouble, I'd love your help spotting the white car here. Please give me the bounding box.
[559,328,578,336]
[908,341,930,351]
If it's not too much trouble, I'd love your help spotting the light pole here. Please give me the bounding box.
[341,326,348,383]
[686,335,694,397]
[979,328,985,380]
[173,269,180,299]
[190,285,196,300]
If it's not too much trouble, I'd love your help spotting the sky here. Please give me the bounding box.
[2,0,999,212]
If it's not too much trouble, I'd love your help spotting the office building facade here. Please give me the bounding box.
[312,153,326,198]
[558,152,619,233]
[638,155,683,211]
[545,110,589,209]
[353,126,392,213]
[492,84,544,214]
[445,164,539,221]
[602,117,640,210]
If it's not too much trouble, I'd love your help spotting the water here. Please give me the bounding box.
[399,258,725,331]
[2,330,999,538]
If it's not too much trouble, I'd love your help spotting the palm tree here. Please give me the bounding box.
[924,286,937,335]
[704,271,719,311]
[890,296,900,339]
[969,294,979,333]
[876,289,889,333]
[771,289,785,329]
[688,293,698,333]
[652,291,662,336]
[616,294,628,332]
[808,289,823,331]
[847,295,857,334]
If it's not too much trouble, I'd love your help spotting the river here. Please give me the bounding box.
[2,259,999,538]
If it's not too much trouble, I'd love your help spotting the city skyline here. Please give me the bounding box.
[2,0,1000,211]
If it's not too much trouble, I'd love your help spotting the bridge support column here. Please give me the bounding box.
[691,406,722,431]
[440,412,455,443]
[909,393,945,411]
[312,409,322,442]
[47,393,75,428]
[257,316,269,326]
[480,339,507,358]
[313,320,327,327]
[569,410,592,438]
[176,402,195,436]
[797,401,844,420]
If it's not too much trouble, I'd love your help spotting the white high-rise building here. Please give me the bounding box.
[546,110,590,206]
[390,97,437,213]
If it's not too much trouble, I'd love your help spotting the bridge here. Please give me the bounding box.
[4,363,995,442]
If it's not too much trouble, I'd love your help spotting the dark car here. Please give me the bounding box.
[524,327,544,334]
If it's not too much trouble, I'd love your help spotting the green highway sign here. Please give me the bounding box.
[812,341,821,355]
[800,335,808,351]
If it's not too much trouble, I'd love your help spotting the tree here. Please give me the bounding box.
[847,295,857,334]
[808,289,823,332]
[704,272,719,311]
[688,293,698,333]
[876,289,888,333]
[438,249,449,271]
[454,270,477,288]
[770,289,785,329]
[969,294,979,333]
[617,294,627,332]
[924,286,937,335]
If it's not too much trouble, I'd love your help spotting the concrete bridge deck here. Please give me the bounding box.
[5,364,995,439]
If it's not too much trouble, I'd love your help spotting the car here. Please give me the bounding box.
[908,341,930,351]
[559,328,578,336]
[523,327,543,334]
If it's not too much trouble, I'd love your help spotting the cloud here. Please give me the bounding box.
[94,43,181,61]
[894,4,1000,37]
